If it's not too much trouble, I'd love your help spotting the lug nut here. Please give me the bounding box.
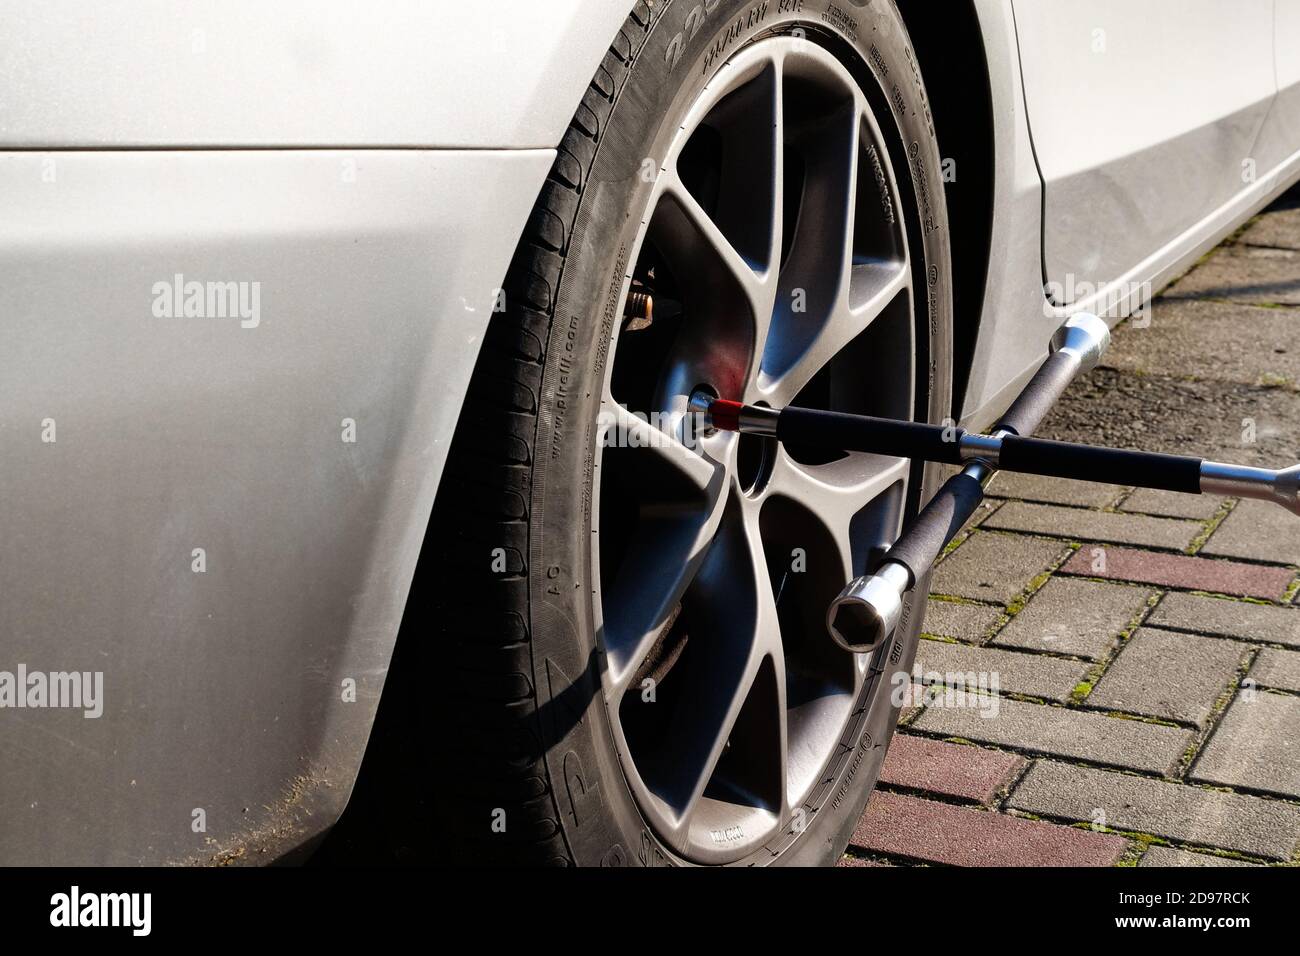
[623,292,653,331]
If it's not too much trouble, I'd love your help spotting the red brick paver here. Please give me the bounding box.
[879,736,1025,805]
[850,791,1127,867]
[1059,545,1292,600]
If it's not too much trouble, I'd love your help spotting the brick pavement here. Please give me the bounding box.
[843,187,1300,867]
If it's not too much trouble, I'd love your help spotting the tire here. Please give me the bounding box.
[431,0,952,866]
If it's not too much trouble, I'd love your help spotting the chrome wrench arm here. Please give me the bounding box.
[708,312,1112,652]
[708,312,1300,652]
[827,312,1111,652]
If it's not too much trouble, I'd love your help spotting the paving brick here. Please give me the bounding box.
[851,790,1126,866]
[880,734,1024,804]
[1060,545,1292,600]
[967,502,1001,530]
[1042,366,1300,469]
[1192,693,1300,799]
[1147,592,1300,647]
[1088,628,1246,726]
[922,600,1002,642]
[993,577,1152,660]
[1202,498,1300,566]
[1240,204,1300,252]
[1107,297,1300,391]
[915,638,1089,703]
[932,532,1068,605]
[1008,761,1300,860]
[1120,487,1223,520]
[984,502,1201,550]
[1139,846,1258,867]
[1249,647,1300,692]
[911,696,1193,774]
[985,472,1124,509]
[1166,245,1300,306]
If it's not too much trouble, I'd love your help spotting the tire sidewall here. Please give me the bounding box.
[528,0,952,866]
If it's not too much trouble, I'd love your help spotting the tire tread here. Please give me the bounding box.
[430,5,655,866]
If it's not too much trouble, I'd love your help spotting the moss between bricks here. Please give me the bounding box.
[1183,588,1277,607]
[1064,575,1281,605]
[1224,217,1258,245]
[1174,648,1258,778]
[1070,589,1162,706]
[1005,692,1053,706]
[1103,710,1183,728]
[927,593,996,607]
[938,531,970,559]
[1057,818,1273,866]
[1282,574,1300,604]
[1258,371,1293,388]
[1186,498,1235,555]
[919,633,961,644]
[1005,569,1058,617]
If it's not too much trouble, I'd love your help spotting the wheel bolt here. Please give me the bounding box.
[623,292,654,331]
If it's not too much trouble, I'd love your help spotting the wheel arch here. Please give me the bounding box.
[895,0,995,421]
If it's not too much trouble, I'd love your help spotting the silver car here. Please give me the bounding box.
[2,0,1297,866]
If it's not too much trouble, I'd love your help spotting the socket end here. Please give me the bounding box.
[1051,312,1111,372]
[826,562,912,653]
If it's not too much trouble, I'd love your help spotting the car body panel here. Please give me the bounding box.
[0,0,633,149]
[960,0,1300,428]
[1269,0,1300,161]
[0,147,553,863]
[1012,0,1276,299]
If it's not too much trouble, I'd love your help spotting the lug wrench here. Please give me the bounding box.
[706,312,1300,653]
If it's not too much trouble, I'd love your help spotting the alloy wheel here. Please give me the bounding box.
[592,36,918,864]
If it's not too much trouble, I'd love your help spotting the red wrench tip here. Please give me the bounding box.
[708,398,744,431]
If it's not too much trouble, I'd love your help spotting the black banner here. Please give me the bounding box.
[0,864,1285,941]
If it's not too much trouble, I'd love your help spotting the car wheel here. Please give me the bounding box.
[432,0,952,866]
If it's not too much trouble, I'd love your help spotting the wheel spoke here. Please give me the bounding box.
[640,44,784,406]
[597,399,728,688]
[764,447,908,699]
[654,499,785,840]
[755,80,912,407]
[762,263,909,407]
[665,42,785,282]
[641,173,772,409]
[600,396,717,493]
[657,171,768,305]
[737,494,791,827]
[769,447,910,582]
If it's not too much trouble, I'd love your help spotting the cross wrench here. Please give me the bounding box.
[706,313,1300,653]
